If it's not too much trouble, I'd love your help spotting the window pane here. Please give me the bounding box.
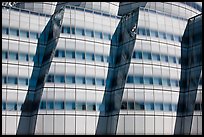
[154,103,163,111]
[103,33,111,40]
[96,78,104,86]
[145,103,154,110]
[8,77,17,84]
[55,101,64,110]
[87,103,96,111]
[134,76,143,84]
[7,102,17,111]
[150,30,158,37]
[2,27,8,35]
[2,51,8,59]
[86,29,94,37]
[18,78,28,85]
[40,101,46,109]
[30,32,38,39]
[121,101,127,110]
[161,55,168,62]
[152,53,160,61]
[95,31,102,39]
[76,28,85,36]
[135,102,144,110]
[47,101,54,109]
[20,30,28,38]
[19,54,27,61]
[135,51,142,59]
[9,52,18,60]
[65,102,75,110]
[127,76,134,83]
[76,76,85,84]
[143,52,151,60]
[66,51,75,59]
[55,75,65,83]
[76,102,86,110]
[65,76,75,84]
[153,77,162,85]
[127,101,134,110]
[10,29,18,36]
[163,104,172,111]
[144,77,153,85]
[76,52,85,60]
[86,77,95,85]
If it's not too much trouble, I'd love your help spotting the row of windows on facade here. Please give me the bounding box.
[2,101,202,112]
[2,26,183,43]
[127,75,179,87]
[132,51,180,64]
[2,49,182,65]
[2,75,202,87]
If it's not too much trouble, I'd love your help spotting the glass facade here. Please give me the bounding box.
[2,2,202,135]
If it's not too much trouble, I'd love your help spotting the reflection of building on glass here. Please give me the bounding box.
[2,2,202,135]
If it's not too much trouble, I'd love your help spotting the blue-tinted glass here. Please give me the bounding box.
[134,76,143,84]
[146,29,150,36]
[169,56,175,64]
[47,75,54,82]
[47,101,54,109]
[104,56,108,63]
[96,78,104,86]
[30,32,38,39]
[7,103,17,111]
[143,52,151,60]
[166,33,173,40]
[9,52,18,60]
[172,104,177,111]
[86,53,94,61]
[65,102,75,110]
[76,102,86,110]
[144,77,153,85]
[161,55,168,62]
[171,80,178,87]
[86,29,94,37]
[66,51,75,59]
[2,102,6,110]
[40,101,46,109]
[55,75,65,83]
[76,28,85,36]
[2,27,8,35]
[57,50,65,57]
[8,77,17,84]
[95,55,103,62]
[127,76,133,83]
[65,76,75,84]
[18,78,28,85]
[154,103,163,111]
[135,102,144,110]
[10,29,18,36]
[19,54,27,61]
[154,77,162,85]
[150,30,158,37]
[2,51,8,59]
[62,26,70,34]
[174,35,180,42]
[29,55,34,62]
[55,101,64,110]
[95,31,103,39]
[17,103,22,111]
[139,28,146,35]
[128,102,134,110]
[121,101,127,110]
[163,104,172,111]
[71,27,75,34]
[152,53,160,61]
[86,77,95,85]
[103,33,111,40]
[158,32,166,39]
[145,103,154,110]
[20,30,28,38]
[76,76,85,84]
[76,52,85,60]
[87,103,96,111]
[162,79,168,86]
[135,51,142,59]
